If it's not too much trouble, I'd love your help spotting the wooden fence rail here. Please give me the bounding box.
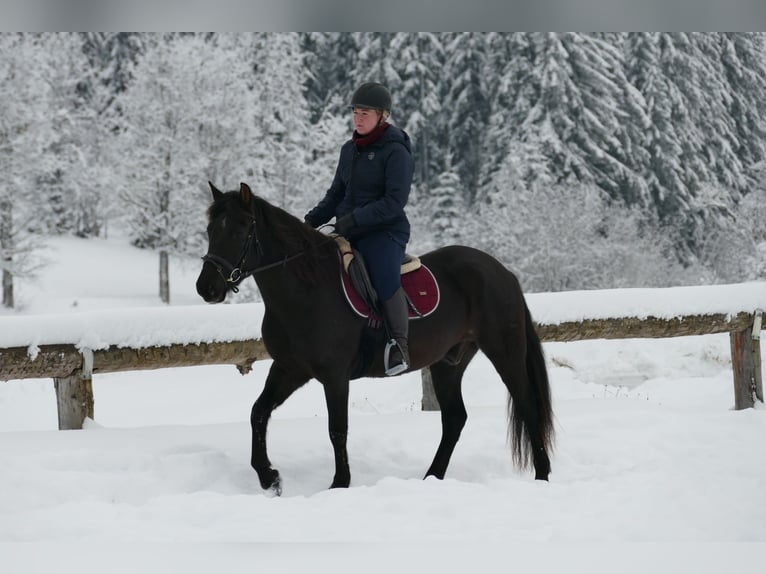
[1,309,763,429]
[542,310,763,410]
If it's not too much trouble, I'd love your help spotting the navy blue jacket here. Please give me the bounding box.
[306,124,413,246]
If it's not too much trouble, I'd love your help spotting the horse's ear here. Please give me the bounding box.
[209,181,223,201]
[239,182,253,205]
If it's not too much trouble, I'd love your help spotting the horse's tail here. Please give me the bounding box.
[509,301,555,474]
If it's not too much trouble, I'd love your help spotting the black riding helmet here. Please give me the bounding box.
[350,82,392,111]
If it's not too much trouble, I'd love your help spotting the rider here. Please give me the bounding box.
[304,82,414,376]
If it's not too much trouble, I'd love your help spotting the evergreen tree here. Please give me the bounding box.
[302,33,360,121]
[478,32,533,200]
[427,155,464,246]
[442,32,490,204]
[300,32,328,123]
[625,33,752,258]
[351,33,400,90]
[719,33,766,171]
[389,33,445,193]
[659,34,734,204]
[689,33,744,194]
[625,33,686,221]
[522,33,635,198]
[586,32,651,206]
[611,32,652,207]
[81,32,143,100]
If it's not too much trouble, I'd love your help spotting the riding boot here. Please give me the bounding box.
[381,287,410,376]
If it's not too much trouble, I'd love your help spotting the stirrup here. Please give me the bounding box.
[384,339,409,376]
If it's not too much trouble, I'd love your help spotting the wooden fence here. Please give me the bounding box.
[422,309,763,411]
[1,305,763,430]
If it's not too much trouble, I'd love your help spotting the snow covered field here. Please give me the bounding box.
[1,236,765,571]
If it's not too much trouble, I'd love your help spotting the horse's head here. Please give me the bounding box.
[196,181,258,303]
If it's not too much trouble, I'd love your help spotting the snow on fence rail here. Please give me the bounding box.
[1,283,764,429]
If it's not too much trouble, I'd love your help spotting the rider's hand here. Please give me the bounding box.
[334,214,355,236]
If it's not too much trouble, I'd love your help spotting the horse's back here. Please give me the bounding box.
[420,244,527,333]
[420,245,523,295]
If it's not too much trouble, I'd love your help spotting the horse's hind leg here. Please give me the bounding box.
[481,339,552,480]
[424,344,479,480]
[251,361,309,494]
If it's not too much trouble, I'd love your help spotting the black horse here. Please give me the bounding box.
[196,182,554,495]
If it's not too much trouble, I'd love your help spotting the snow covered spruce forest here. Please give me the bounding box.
[2,32,766,309]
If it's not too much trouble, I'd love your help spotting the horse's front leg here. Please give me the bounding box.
[322,376,351,489]
[251,362,308,495]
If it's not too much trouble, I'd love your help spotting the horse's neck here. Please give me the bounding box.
[252,267,316,314]
[253,205,335,303]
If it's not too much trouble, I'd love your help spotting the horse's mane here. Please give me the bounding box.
[256,197,339,284]
[209,191,337,285]
[252,196,324,251]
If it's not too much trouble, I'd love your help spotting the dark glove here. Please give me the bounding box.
[334,214,355,236]
[304,213,317,227]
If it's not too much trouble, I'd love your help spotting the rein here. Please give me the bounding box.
[202,216,336,293]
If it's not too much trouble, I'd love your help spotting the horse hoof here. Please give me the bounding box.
[267,477,283,497]
[258,467,282,495]
[329,477,350,489]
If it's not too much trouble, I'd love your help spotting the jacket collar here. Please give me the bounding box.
[352,122,389,149]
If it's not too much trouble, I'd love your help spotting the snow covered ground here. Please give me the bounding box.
[1,235,765,571]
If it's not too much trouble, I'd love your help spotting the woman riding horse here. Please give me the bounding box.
[304,82,413,377]
[197,182,554,495]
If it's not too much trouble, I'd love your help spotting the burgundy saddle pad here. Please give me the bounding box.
[341,264,440,320]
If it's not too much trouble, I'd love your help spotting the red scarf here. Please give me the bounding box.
[352,122,389,148]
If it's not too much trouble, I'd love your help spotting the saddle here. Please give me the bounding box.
[334,236,439,323]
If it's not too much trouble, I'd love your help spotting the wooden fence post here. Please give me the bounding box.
[53,348,94,430]
[729,312,761,410]
[421,367,439,411]
[752,309,763,404]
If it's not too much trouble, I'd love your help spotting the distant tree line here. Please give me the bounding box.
[1,32,765,307]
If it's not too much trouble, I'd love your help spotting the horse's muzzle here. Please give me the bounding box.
[196,266,227,303]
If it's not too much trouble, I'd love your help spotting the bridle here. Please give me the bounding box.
[201,216,260,293]
[201,214,335,293]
